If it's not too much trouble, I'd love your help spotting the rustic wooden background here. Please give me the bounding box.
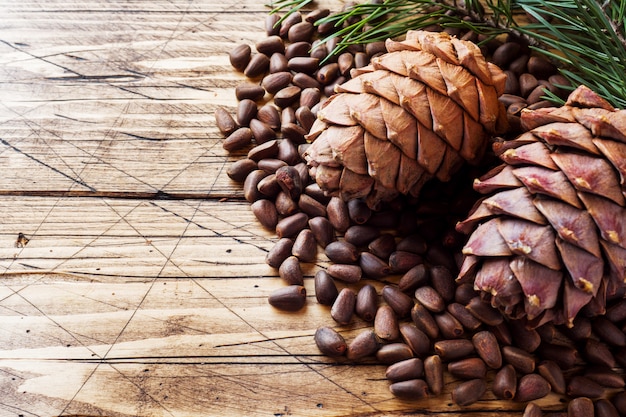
[0,1,569,416]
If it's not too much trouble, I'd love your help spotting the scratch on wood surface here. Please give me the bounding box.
[0,139,95,191]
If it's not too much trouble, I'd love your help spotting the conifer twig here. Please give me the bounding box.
[269,0,626,108]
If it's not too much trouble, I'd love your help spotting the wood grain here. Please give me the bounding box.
[0,1,568,416]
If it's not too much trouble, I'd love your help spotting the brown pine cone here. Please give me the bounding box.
[304,30,508,209]
[457,85,626,327]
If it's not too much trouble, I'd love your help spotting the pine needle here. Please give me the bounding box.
[514,0,626,108]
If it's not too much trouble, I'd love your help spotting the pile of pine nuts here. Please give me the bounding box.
[216,4,626,415]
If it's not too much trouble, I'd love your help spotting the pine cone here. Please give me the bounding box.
[304,30,508,209]
[457,85,626,327]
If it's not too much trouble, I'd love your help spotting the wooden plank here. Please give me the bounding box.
[0,272,563,417]
[0,197,276,277]
[0,0,268,197]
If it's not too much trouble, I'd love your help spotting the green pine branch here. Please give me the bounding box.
[514,0,626,108]
[269,0,626,108]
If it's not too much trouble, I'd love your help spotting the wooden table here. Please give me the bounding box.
[0,1,567,415]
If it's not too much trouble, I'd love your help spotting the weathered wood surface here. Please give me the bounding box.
[0,1,567,416]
